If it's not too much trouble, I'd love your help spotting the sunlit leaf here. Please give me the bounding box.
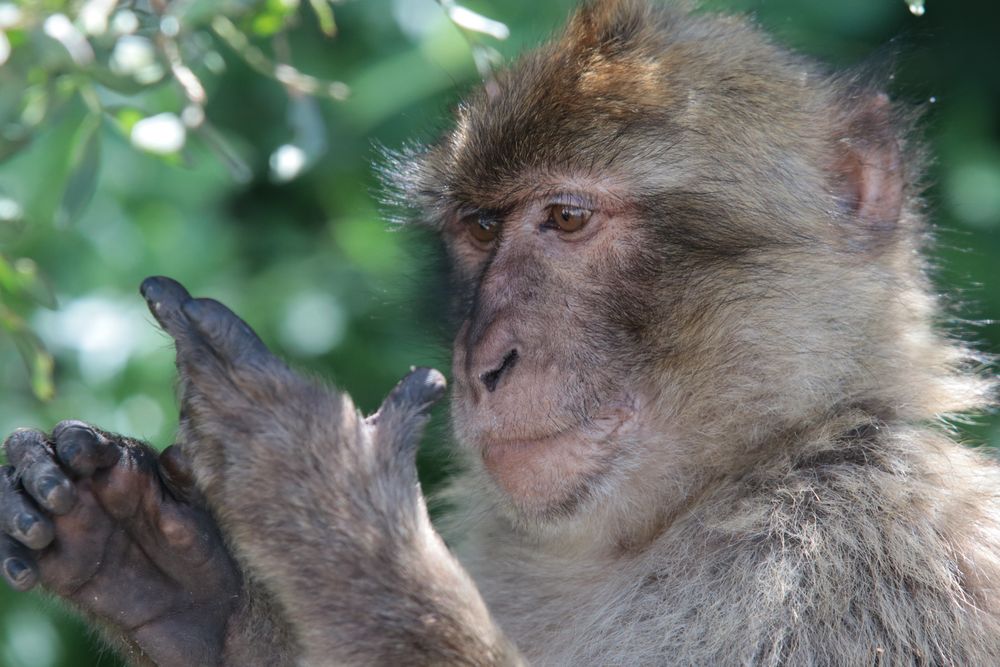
[250,0,299,37]
[308,0,337,37]
[57,112,102,226]
[0,254,14,292]
[109,106,145,135]
[444,3,509,40]
[5,27,25,49]
[0,29,10,66]
[130,112,186,154]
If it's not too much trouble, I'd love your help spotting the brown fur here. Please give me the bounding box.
[392,0,1000,663]
[3,2,999,666]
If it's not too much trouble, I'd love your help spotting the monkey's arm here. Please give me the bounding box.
[141,276,521,666]
[0,424,297,667]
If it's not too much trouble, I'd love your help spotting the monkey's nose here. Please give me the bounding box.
[479,349,519,393]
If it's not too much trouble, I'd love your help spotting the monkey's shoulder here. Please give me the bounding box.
[663,427,1000,661]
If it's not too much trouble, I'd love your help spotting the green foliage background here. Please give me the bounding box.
[0,1,998,665]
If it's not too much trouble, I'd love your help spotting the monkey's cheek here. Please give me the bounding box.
[478,431,613,511]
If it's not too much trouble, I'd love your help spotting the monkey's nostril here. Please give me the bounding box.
[479,349,519,393]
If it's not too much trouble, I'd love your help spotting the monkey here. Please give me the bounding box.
[2,0,1000,664]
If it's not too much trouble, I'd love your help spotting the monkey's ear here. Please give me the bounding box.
[832,92,904,231]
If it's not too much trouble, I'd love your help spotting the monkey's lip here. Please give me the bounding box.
[478,403,635,456]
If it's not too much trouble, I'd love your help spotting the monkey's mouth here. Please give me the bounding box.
[478,400,636,460]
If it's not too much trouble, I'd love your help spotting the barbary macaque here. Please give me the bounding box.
[3,0,999,664]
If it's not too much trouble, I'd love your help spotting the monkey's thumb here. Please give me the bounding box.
[368,367,446,455]
[380,367,447,418]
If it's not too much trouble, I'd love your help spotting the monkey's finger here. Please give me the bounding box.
[181,297,272,367]
[0,467,54,551]
[158,445,205,504]
[0,534,38,592]
[4,430,77,515]
[140,276,194,343]
[142,276,272,373]
[380,367,447,418]
[51,421,121,478]
[368,368,446,455]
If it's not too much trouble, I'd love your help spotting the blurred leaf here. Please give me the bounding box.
[0,85,48,161]
[250,0,299,37]
[0,193,25,243]
[15,258,57,309]
[178,0,229,26]
[56,112,102,226]
[5,28,25,49]
[442,2,509,40]
[196,121,254,183]
[0,303,55,401]
[0,135,29,162]
[0,254,13,292]
[12,331,56,402]
[108,106,145,135]
[270,94,326,181]
[308,0,337,37]
[89,67,157,95]
[0,255,56,308]
[0,29,10,67]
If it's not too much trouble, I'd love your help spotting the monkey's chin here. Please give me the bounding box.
[477,412,633,516]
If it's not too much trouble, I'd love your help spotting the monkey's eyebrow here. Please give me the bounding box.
[478,209,504,226]
[453,205,505,225]
[519,183,618,210]
[538,190,598,208]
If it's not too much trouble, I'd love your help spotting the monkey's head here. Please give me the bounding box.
[387,0,992,524]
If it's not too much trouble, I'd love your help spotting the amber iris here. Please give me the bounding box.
[548,205,592,232]
[466,215,499,243]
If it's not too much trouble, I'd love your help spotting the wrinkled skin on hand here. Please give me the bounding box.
[138,276,458,664]
[0,423,240,667]
[138,276,444,544]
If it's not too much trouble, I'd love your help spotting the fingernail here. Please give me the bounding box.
[38,477,75,514]
[59,442,81,466]
[3,558,29,584]
[37,476,60,500]
[16,513,37,536]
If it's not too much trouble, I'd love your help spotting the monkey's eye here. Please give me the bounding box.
[463,214,499,245]
[546,205,592,233]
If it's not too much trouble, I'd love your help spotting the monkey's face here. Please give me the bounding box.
[443,178,665,518]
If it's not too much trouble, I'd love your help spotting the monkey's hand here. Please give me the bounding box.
[0,424,248,667]
[140,276,521,666]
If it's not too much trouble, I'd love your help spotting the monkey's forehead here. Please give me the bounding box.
[385,0,869,228]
